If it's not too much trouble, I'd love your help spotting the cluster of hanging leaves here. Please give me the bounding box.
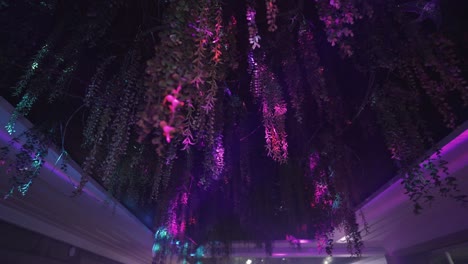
[314,0,373,57]
[357,0,468,213]
[297,24,341,127]
[6,1,125,136]
[0,128,53,198]
[265,0,279,32]
[281,34,304,124]
[79,47,145,192]
[1,1,171,202]
[139,0,238,192]
[248,52,288,163]
[307,145,363,256]
[139,0,233,148]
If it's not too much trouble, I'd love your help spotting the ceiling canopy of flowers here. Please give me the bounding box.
[0,0,467,261]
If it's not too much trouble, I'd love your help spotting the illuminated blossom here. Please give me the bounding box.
[160,121,175,143]
[164,94,184,113]
[246,6,261,49]
[274,103,287,116]
[311,183,332,208]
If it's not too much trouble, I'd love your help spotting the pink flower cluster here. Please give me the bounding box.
[246,6,261,49]
[315,0,372,57]
[311,183,333,208]
[266,0,279,32]
[160,85,184,143]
